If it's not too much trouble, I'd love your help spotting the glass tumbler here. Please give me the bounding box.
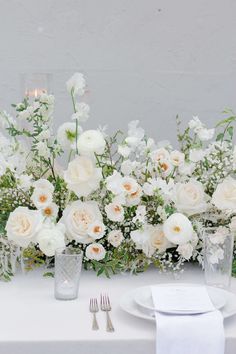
[204,227,234,289]
[54,248,83,300]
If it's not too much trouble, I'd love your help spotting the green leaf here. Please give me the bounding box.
[227,126,234,138]
[216,116,236,127]
[216,133,224,141]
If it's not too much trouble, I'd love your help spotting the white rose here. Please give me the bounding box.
[87,221,105,240]
[189,149,205,163]
[85,243,106,261]
[105,203,124,222]
[197,128,215,141]
[170,150,185,167]
[77,130,106,156]
[212,176,236,210]
[149,225,169,253]
[37,223,65,257]
[6,207,43,247]
[64,156,102,197]
[126,184,143,206]
[33,179,54,193]
[66,72,86,96]
[57,122,78,150]
[121,177,138,195]
[107,230,124,247]
[159,159,173,177]
[172,180,208,216]
[61,200,102,243]
[31,188,53,209]
[163,213,193,245]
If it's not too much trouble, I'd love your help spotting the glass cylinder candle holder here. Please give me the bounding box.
[20,73,53,99]
[54,248,83,300]
[204,227,234,289]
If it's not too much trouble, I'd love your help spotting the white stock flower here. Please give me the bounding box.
[64,156,102,197]
[170,150,185,167]
[57,122,78,150]
[85,243,106,261]
[163,213,193,245]
[210,227,228,244]
[149,225,169,254]
[33,179,54,193]
[105,203,124,222]
[42,203,59,219]
[77,130,106,156]
[178,162,195,176]
[172,180,208,216]
[211,176,236,210]
[62,201,102,243]
[121,160,136,175]
[106,172,123,195]
[107,230,124,247]
[197,128,215,141]
[37,223,65,257]
[31,188,53,209]
[188,116,203,131]
[151,148,170,164]
[18,174,33,190]
[133,205,146,224]
[66,72,86,96]
[177,243,193,260]
[125,120,145,147]
[189,149,206,163]
[72,102,90,122]
[87,221,105,240]
[35,141,50,158]
[6,207,43,247]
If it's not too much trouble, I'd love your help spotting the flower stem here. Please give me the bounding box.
[71,90,79,155]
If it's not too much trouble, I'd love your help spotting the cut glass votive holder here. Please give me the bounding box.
[54,248,83,300]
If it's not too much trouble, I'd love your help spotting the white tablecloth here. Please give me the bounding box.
[0,264,236,354]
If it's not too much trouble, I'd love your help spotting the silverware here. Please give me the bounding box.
[89,298,99,330]
[100,294,114,332]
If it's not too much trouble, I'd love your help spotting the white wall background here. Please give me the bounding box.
[0,0,236,144]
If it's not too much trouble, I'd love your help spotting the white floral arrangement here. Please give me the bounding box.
[0,72,236,280]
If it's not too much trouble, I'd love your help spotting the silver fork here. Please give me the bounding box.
[100,294,114,332]
[89,298,99,330]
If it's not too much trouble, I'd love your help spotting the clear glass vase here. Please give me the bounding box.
[54,248,83,300]
[204,227,234,289]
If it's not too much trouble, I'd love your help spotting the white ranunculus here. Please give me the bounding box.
[64,156,102,197]
[87,221,105,240]
[105,203,124,222]
[211,176,236,210]
[77,130,106,156]
[33,179,54,193]
[170,150,185,167]
[151,148,170,164]
[85,243,106,260]
[66,72,86,96]
[121,177,138,195]
[72,102,90,122]
[163,213,194,245]
[37,223,65,257]
[118,145,131,158]
[31,188,53,209]
[197,128,215,141]
[189,149,205,163]
[61,200,102,243]
[57,122,78,150]
[188,116,203,131]
[172,180,208,216]
[159,159,173,177]
[6,207,43,247]
[127,120,145,146]
[107,230,124,247]
[177,243,193,260]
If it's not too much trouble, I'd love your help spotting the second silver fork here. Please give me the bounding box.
[100,294,114,332]
[89,298,99,330]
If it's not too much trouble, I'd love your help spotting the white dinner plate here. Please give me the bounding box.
[134,283,226,315]
[120,284,236,322]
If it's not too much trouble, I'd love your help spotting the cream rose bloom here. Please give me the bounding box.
[61,201,103,243]
[212,176,236,211]
[172,180,208,216]
[170,150,185,167]
[64,156,102,197]
[6,207,43,247]
[105,203,124,222]
[85,243,106,260]
[149,225,169,253]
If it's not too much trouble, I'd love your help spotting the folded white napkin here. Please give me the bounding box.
[151,285,225,354]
